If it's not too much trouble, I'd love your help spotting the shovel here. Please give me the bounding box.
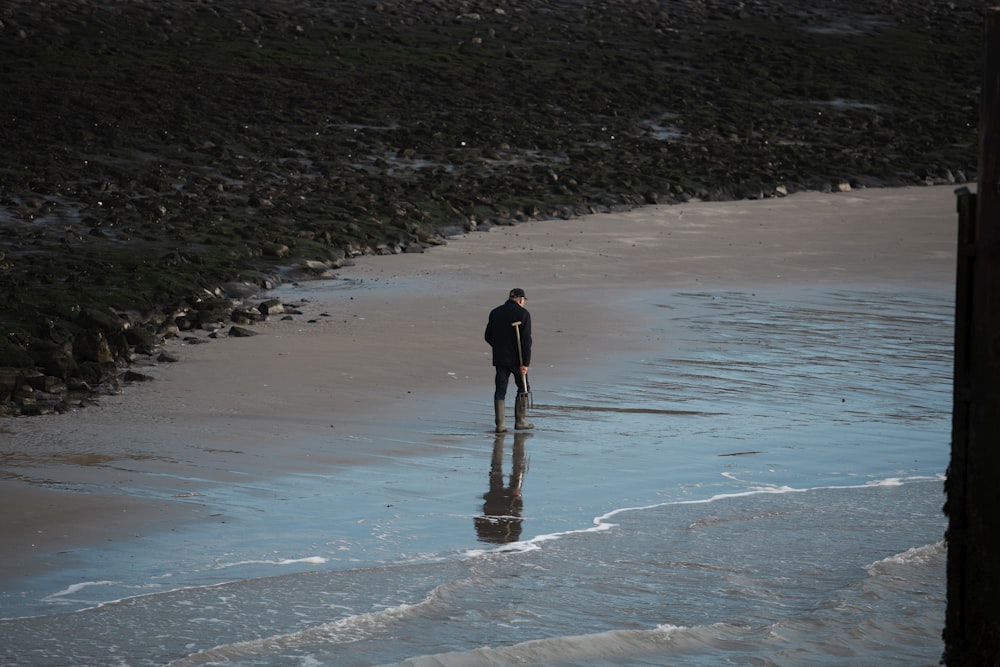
[512,321,532,409]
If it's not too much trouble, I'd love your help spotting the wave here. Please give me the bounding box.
[166,574,479,666]
[373,622,757,667]
[2,475,945,667]
[172,621,759,667]
[10,475,943,624]
[867,540,945,577]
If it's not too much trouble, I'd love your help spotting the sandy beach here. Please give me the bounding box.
[0,185,959,591]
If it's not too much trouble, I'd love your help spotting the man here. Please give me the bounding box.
[484,288,534,433]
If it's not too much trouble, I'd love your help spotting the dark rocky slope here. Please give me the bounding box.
[0,0,981,415]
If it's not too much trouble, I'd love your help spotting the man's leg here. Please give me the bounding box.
[493,367,512,433]
[494,367,512,401]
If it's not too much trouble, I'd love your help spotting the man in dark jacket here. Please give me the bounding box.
[484,288,534,433]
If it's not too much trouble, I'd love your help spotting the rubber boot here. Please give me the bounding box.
[494,399,507,433]
[514,393,534,430]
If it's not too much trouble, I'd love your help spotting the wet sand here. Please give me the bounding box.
[0,186,960,589]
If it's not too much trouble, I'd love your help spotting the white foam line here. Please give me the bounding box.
[213,556,328,569]
[597,476,933,524]
[42,580,119,602]
[0,580,236,622]
[10,556,329,619]
[466,474,944,560]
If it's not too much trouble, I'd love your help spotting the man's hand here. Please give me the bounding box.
[520,366,529,375]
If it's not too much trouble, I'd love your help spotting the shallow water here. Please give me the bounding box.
[1,286,952,666]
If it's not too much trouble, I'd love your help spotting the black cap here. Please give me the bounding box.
[509,288,526,299]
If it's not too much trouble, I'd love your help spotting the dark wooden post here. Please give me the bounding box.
[944,7,1000,664]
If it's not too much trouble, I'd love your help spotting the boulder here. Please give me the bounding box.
[124,326,158,355]
[258,299,284,316]
[43,350,79,379]
[74,329,114,364]
[228,326,258,337]
[23,371,66,394]
[0,367,23,393]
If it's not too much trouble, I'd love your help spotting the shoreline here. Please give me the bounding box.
[0,185,961,596]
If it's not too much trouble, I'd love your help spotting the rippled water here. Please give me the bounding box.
[1,286,952,666]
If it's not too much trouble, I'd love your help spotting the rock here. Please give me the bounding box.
[157,319,182,338]
[77,307,125,336]
[258,299,284,316]
[66,377,92,392]
[228,326,258,337]
[77,361,118,386]
[124,326,158,355]
[0,337,34,367]
[23,372,66,394]
[0,367,22,392]
[74,329,114,364]
[301,259,335,274]
[13,385,34,403]
[231,308,263,324]
[263,243,290,258]
[221,282,261,299]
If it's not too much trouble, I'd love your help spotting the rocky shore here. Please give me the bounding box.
[0,0,982,416]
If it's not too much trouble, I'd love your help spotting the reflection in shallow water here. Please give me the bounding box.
[474,432,529,544]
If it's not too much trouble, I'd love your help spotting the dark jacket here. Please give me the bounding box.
[485,300,532,368]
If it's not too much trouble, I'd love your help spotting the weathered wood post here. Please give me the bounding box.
[944,7,1000,664]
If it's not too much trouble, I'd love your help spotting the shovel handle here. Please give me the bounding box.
[512,321,524,367]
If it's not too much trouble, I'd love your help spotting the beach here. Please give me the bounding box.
[0,186,957,665]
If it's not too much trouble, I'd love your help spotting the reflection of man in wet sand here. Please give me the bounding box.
[474,433,529,544]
